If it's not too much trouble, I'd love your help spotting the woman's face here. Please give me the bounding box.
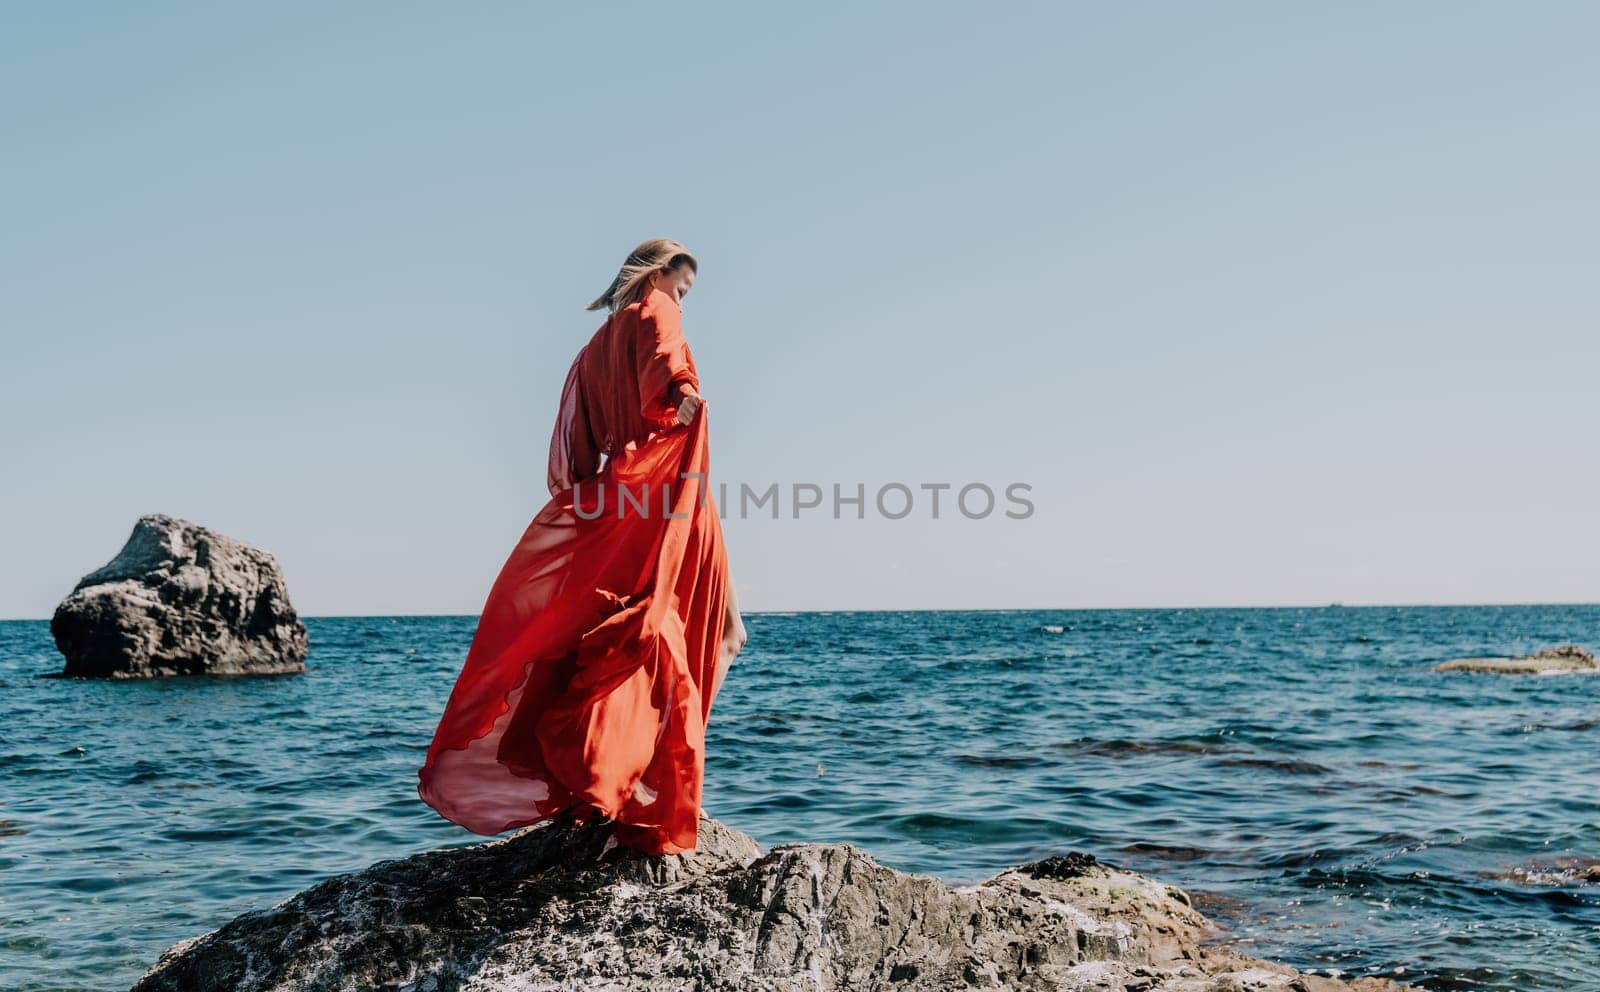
[651,264,695,307]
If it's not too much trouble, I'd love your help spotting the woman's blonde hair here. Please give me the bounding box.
[584,238,698,313]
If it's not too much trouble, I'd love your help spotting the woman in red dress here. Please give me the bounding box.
[417,239,748,856]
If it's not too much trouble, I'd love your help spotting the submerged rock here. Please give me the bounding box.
[51,513,307,679]
[132,813,1415,992]
[1480,855,1600,887]
[1433,644,1597,675]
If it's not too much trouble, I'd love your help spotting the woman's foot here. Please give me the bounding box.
[560,800,614,824]
[558,801,620,862]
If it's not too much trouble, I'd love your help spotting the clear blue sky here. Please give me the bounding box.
[3,2,1596,618]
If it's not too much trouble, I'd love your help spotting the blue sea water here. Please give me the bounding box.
[2,606,1598,992]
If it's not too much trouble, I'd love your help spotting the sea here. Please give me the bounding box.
[2,606,1598,992]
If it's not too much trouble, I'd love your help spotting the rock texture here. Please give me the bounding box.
[1432,643,1597,675]
[51,513,306,679]
[133,812,1415,992]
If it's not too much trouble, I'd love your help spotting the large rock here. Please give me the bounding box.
[51,513,307,679]
[1433,643,1597,675]
[132,812,1415,992]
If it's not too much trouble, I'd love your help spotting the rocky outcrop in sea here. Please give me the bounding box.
[132,812,1415,992]
[1432,643,1596,675]
[50,513,307,679]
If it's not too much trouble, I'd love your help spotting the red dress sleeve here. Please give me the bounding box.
[547,347,599,496]
[635,298,699,423]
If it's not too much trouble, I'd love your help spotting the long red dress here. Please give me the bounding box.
[417,285,730,856]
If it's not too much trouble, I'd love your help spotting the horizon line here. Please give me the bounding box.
[5,600,1600,623]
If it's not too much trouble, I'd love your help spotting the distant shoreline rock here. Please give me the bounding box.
[132,813,1416,992]
[49,513,306,679]
[1432,644,1597,675]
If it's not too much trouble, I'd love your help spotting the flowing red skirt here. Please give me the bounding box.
[416,411,728,855]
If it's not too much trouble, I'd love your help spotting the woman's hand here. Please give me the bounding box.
[676,391,705,426]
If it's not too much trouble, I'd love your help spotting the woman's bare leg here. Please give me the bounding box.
[713,577,747,697]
